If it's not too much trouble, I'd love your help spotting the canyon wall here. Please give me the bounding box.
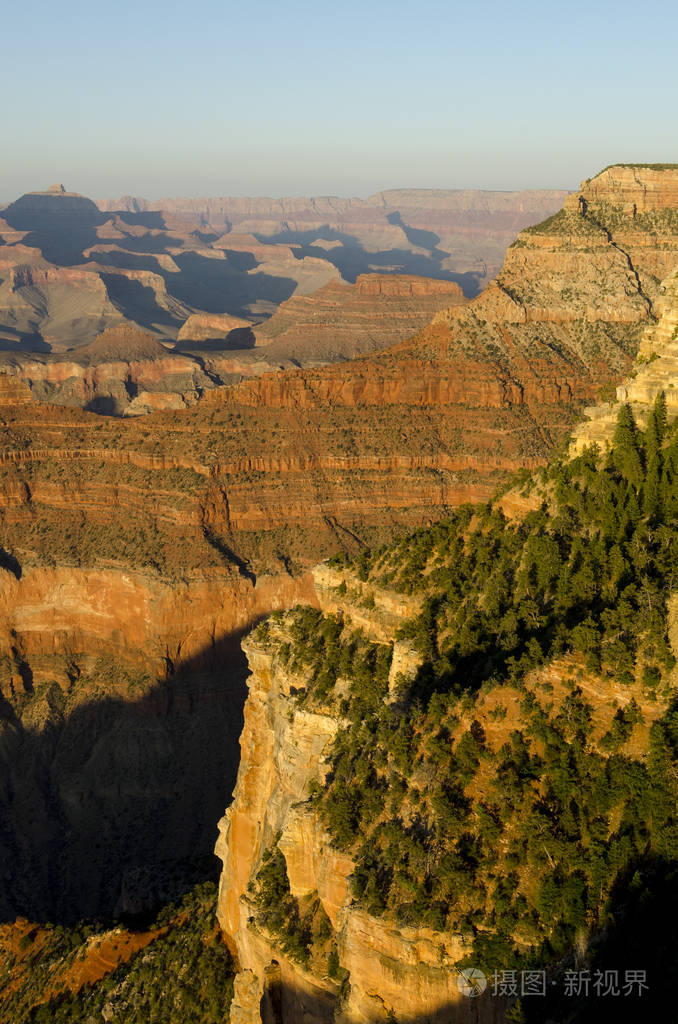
[2,168,678,574]
[249,275,467,363]
[1,165,677,940]
[0,527,316,922]
[97,188,570,290]
[215,566,503,1024]
[212,166,678,1022]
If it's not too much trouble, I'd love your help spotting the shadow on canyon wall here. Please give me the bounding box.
[167,251,298,315]
[256,225,485,297]
[1,195,487,354]
[258,965,508,1024]
[2,194,107,266]
[0,329,51,353]
[0,627,259,925]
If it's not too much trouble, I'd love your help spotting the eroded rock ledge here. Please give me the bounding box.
[215,566,501,1024]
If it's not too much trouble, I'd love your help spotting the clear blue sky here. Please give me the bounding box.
[3,0,677,201]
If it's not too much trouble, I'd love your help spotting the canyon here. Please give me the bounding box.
[1,165,672,576]
[2,164,678,1022]
[0,277,469,415]
[97,188,571,294]
[215,221,678,1024]
[0,184,565,362]
[4,183,560,413]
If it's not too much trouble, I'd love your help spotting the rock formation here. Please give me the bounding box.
[98,188,570,292]
[0,187,338,352]
[1,184,569,409]
[250,275,467,363]
[0,543,317,921]
[215,567,481,1024]
[1,167,676,571]
[1,164,678,977]
[571,267,678,453]
[0,325,218,415]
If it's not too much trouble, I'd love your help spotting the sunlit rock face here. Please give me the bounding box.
[215,567,506,1024]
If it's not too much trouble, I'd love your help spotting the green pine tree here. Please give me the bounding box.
[643,451,662,519]
[613,404,644,489]
[505,999,527,1024]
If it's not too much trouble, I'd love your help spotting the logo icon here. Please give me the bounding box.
[457,967,487,997]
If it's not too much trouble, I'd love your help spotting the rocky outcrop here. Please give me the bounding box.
[177,312,256,346]
[0,373,32,405]
[566,164,678,213]
[251,275,467,363]
[215,568,498,1024]
[0,260,124,350]
[571,267,678,453]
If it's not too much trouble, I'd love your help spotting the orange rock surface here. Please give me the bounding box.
[216,568,502,1024]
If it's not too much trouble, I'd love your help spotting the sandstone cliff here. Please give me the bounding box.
[571,266,678,452]
[217,557,672,1023]
[0,551,317,922]
[215,567,501,1024]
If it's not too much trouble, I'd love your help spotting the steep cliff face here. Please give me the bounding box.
[571,267,678,452]
[216,427,678,1023]
[214,241,678,1015]
[0,547,316,922]
[215,568,497,1024]
[218,573,666,1024]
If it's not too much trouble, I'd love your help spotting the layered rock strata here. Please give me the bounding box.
[1,168,677,575]
[0,325,216,414]
[251,275,467,363]
[0,187,339,351]
[571,267,678,452]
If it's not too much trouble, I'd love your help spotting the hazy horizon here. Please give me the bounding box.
[1,182,577,208]
[4,0,676,201]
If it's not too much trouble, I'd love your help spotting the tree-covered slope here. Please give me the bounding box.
[254,394,678,1017]
[0,883,234,1024]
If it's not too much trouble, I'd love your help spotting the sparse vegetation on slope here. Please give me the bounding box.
[251,846,335,973]
[0,883,234,1024]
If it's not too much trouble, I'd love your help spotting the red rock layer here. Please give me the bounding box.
[1,167,677,577]
[252,274,467,362]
